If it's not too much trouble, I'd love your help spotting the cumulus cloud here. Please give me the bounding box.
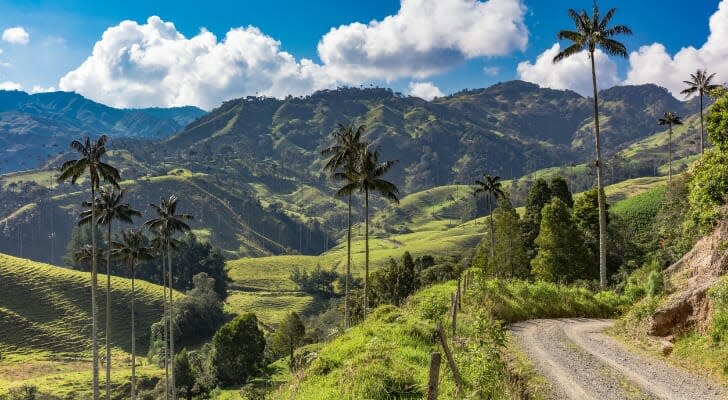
[483,66,500,76]
[625,1,728,96]
[318,0,527,82]
[2,27,29,44]
[59,16,336,109]
[516,43,620,96]
[408,81,444,100]
[0,81,22,90]
[30,85,56,93]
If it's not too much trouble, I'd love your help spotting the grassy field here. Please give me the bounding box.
[0,253,173,396]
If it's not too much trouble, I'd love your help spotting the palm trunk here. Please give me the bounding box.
[700,94,705,154]
[161,249,169,399]
[591,53,608,291]
[364,189,369,319]
[488,195,495,260]
[345,193,351,328]
[131,262,137,400]
[91,185,99,400]
[105,222,112,400]
[668,124,673,183]
[168,239,176,400]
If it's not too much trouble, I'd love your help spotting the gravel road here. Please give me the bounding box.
[510,318,726,400]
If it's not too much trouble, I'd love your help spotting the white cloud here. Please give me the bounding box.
[516,43,620,96]
[2,27,29,45]
[483,66,499,76]
[59,16,336,109]
[625,1,728,97]
[317,0,528,82]
[29,85,56,93]
[0,81,22,90]
[408,81,444,100]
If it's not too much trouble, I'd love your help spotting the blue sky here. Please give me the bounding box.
[0,0,723,109]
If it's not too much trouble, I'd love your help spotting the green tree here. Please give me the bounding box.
[370,251,419,306]
[211,313,266,386]
[337,147,399,318]
[553,2,632,290]
[474,174,505,258]
[321,123,367,328]
[268,312,306,368]
[522,178,552,257]
[146,195,193,400]
[681,69,720,153]
[549,176,574,208]
[174,349,195,400]
[531,198,590,282]
[64,224,104,271]
[57,135,120,400]
[658,112,683,183]
[80,187,140,399]
[111,229,153,400]
[490,198,529,279]
[707,87,728,152]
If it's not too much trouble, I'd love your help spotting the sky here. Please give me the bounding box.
[0,0,723,109]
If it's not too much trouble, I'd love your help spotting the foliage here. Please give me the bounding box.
[479,198,529,279]
[688,149,728,230]
[549,176,574,208]
[174,349,196,400]
[655,176,698,266]
[369,252,419,306]
[211,313,266,386]
[267,312,306,366]
[707,89,728,151]
[289,264,339,296]
[531,198,591,282]
[63,224,105,271]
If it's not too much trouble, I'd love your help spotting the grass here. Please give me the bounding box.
[610,186,665,244]
[0,253,172,396]
[224,291,314,324]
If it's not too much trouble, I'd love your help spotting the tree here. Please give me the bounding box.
[549,176,573,208]
[57,135,120,400]
[321,123,367,328]
[370,251,419,306]
[337,147,399,318]
[531,198,590,282]
[80,187,140,399]
[490,198,529,279]
[64,224,104,270]
[211,313,265,386]
[268,312,306,368]
[474,174,505,258]
[658,112,683,183]
[522,178,552,257]
[146,195,193,400]
[112,229,153,400]
[707,87,728,152]
[681,69,720,153]
[553,1,632,290]
[174,349,195,400]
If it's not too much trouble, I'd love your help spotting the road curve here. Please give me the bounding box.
[509,318,726,400]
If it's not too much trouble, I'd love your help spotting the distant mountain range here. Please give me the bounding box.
[0,90,205,172]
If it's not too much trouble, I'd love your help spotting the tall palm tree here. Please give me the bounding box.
[553,2,631,291]
[474,175,505,259]
[321,123,367,328]
[681,69,720,154]
[58,136,120,400]
[337,147,398,318]
[80,187,140,400]
[111,229,153,400]
[146,196,192,400]
[658,112,684,183]
[148,229,169,398]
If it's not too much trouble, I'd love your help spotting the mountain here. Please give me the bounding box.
[0,90,205,172]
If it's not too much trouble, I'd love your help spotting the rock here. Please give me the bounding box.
[660,340,674,356]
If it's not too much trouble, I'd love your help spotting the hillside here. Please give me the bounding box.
[0,90,205,172]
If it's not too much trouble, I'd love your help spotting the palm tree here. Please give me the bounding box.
[111,229,153,400]
[337,147,398,318]
[474,175,505,260]
[146,196,192,400]
[80,187,140,400]
[148,228,169,398]
[58,136,120,400]
[658,112,684,183]
[681,69,720,154]
[321,123,367,328]
[553,2,631,291]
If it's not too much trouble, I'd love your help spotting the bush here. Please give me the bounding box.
[211,313,266,386]
[290,264,339,296]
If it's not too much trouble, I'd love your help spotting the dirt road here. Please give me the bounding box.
[510,318,726,400]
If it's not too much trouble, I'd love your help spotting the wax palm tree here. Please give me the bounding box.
[337,147,398,318]
[146,196,192,400]
[111,229,153,400]
[681,69,720,154]
[553,2,631,290]
[58,136,119,400]
[658,112,684,183]
[148,228,170,397]
[321,123,367,327]
[474,175,505,259]
[80,187,140,400]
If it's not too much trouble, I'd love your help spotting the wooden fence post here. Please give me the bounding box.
[457,278,462,310]
[426,352,441,400]
[435,321,464,396]
[451,292,458,336]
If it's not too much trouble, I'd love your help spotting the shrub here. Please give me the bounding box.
[211,313,266,386]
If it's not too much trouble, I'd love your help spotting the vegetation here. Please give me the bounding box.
[211,314,265,386]
[681,69,721,153]
[657,111,683,183]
